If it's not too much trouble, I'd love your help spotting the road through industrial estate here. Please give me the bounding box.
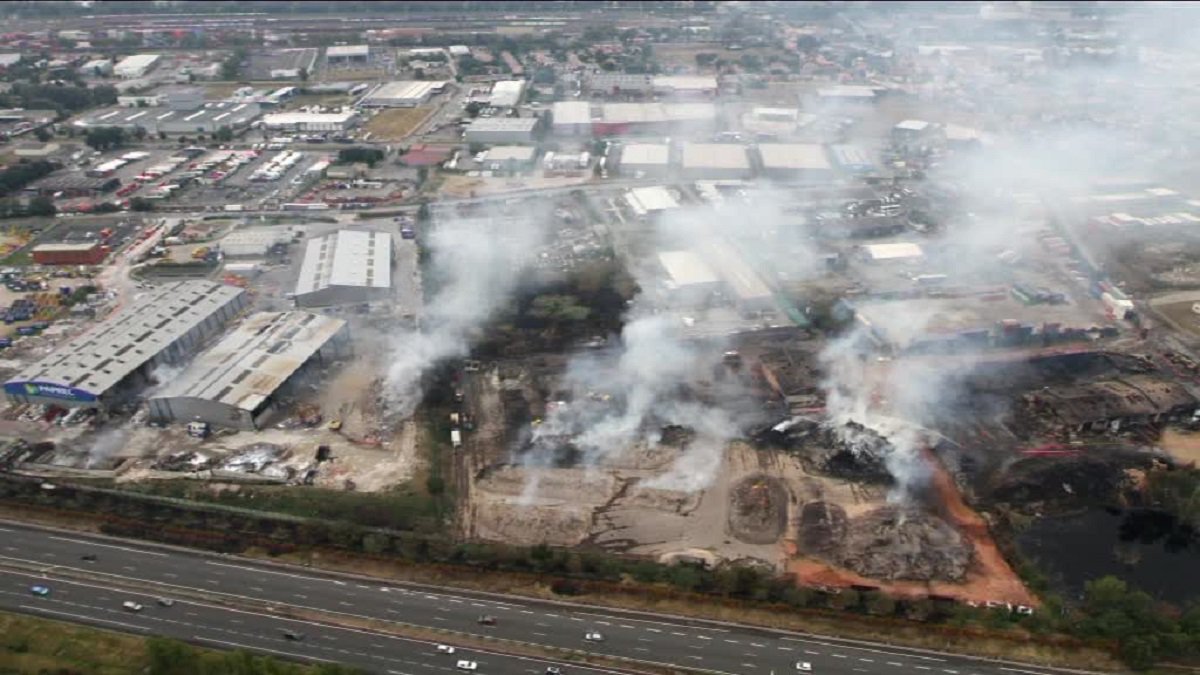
[0,521,1086,675]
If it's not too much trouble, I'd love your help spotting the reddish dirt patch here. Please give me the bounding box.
[786,449,1037,607]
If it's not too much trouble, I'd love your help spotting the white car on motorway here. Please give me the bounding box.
[122,601,143,612]
[583,631,604,642]
[456,661,478,671]
[796,662,813,672]
[436,644,456,654]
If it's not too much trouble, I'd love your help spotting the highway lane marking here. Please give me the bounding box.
[724,639,739,644]
[533,632,547,637]
[741,664,756,669]
[646,628,661,632]
[778,646,792,651]
[804,651,819,655]
[944,671,959,674]
[249,586,264,592]
[536,622,549,627]
[48,537,168,557]
[2,568,688,674]
[619,624,635,629]
[915,667,931,671]
[596,621,611,626]
[833,654,848,658]
[122,566,136,572]
[162,573,178,578]
[672,631,686,636]
[20,604,151,632]
[637,638,652,642]
[572,610,729,633]
[749,642,765,648]
[887,662,903,667]
[781,637,947,662]
[860,658,874,662]
[634,647,649,653]
[1000,670,1053,675]
[196,636,335,663]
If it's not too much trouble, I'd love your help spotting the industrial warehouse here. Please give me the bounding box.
[292,229,393,308]
[147,311,349,430]
[3,281,247,410]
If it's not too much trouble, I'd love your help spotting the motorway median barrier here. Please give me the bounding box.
[0,558,719,675]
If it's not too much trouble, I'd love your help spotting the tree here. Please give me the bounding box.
[33,127,51,142]
[417,167,429,185]
[27,195,56,217]
[530,294,590,323]
[416,201,431,223]
[129,197,155,212]
[214,126,234,143]
[863,591,896,616]
[695,52,718,67]
[425,474,445,496]
[464,101,484,118]
[299,66,309,82]
[84,126,126,151]
[336,147,384,166]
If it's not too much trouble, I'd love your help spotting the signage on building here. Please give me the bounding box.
[3,381,98,402]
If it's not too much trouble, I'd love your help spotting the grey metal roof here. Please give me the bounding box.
[6,281,245,397]
[152,311,346,412]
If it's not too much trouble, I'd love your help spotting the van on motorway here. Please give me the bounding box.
[122,601,143,612]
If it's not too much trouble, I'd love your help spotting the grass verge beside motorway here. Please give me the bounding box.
[0,610,351,675]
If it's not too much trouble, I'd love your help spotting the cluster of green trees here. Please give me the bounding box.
[336,147,385,166]
[0,195,55,220]
[1144,466,1200,530]
[146,637,364,675]
[0,82,116,117]
[220,48,249,81]
[0,160,56,198]
[475,259,638,357]
[1073,576,1200,669]
[85,126,132,150]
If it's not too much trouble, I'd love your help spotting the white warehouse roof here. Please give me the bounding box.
[114,53,160,75]
[295,229,392,297]
[151,311,346,414]
[262,111,358,128]
[625,186,680,215]
[485,145,537,161]
[758,143,832,171]
[327,45,369,58]
[862,242,925,260]
[895,119,931,132]
[552,101,593,125]
[489,80,527,107]
[621,143,670,166]
[680,142,750,170]
[652,75,718,91]
[360,80,448,106]
[5,281,245,400]
[817,85,877,99]
[659,251,719,287]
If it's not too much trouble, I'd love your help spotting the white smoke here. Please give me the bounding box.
[384,210,549,416]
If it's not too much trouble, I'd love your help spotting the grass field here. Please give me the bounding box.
[0,610,357,674]
[365,107,434,141]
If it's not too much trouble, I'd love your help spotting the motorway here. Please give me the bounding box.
[0,522,1079,675]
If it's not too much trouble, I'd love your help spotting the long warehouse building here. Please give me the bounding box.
[3,281,247,409]
[293,229,393,307]
[148,311,349,430]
